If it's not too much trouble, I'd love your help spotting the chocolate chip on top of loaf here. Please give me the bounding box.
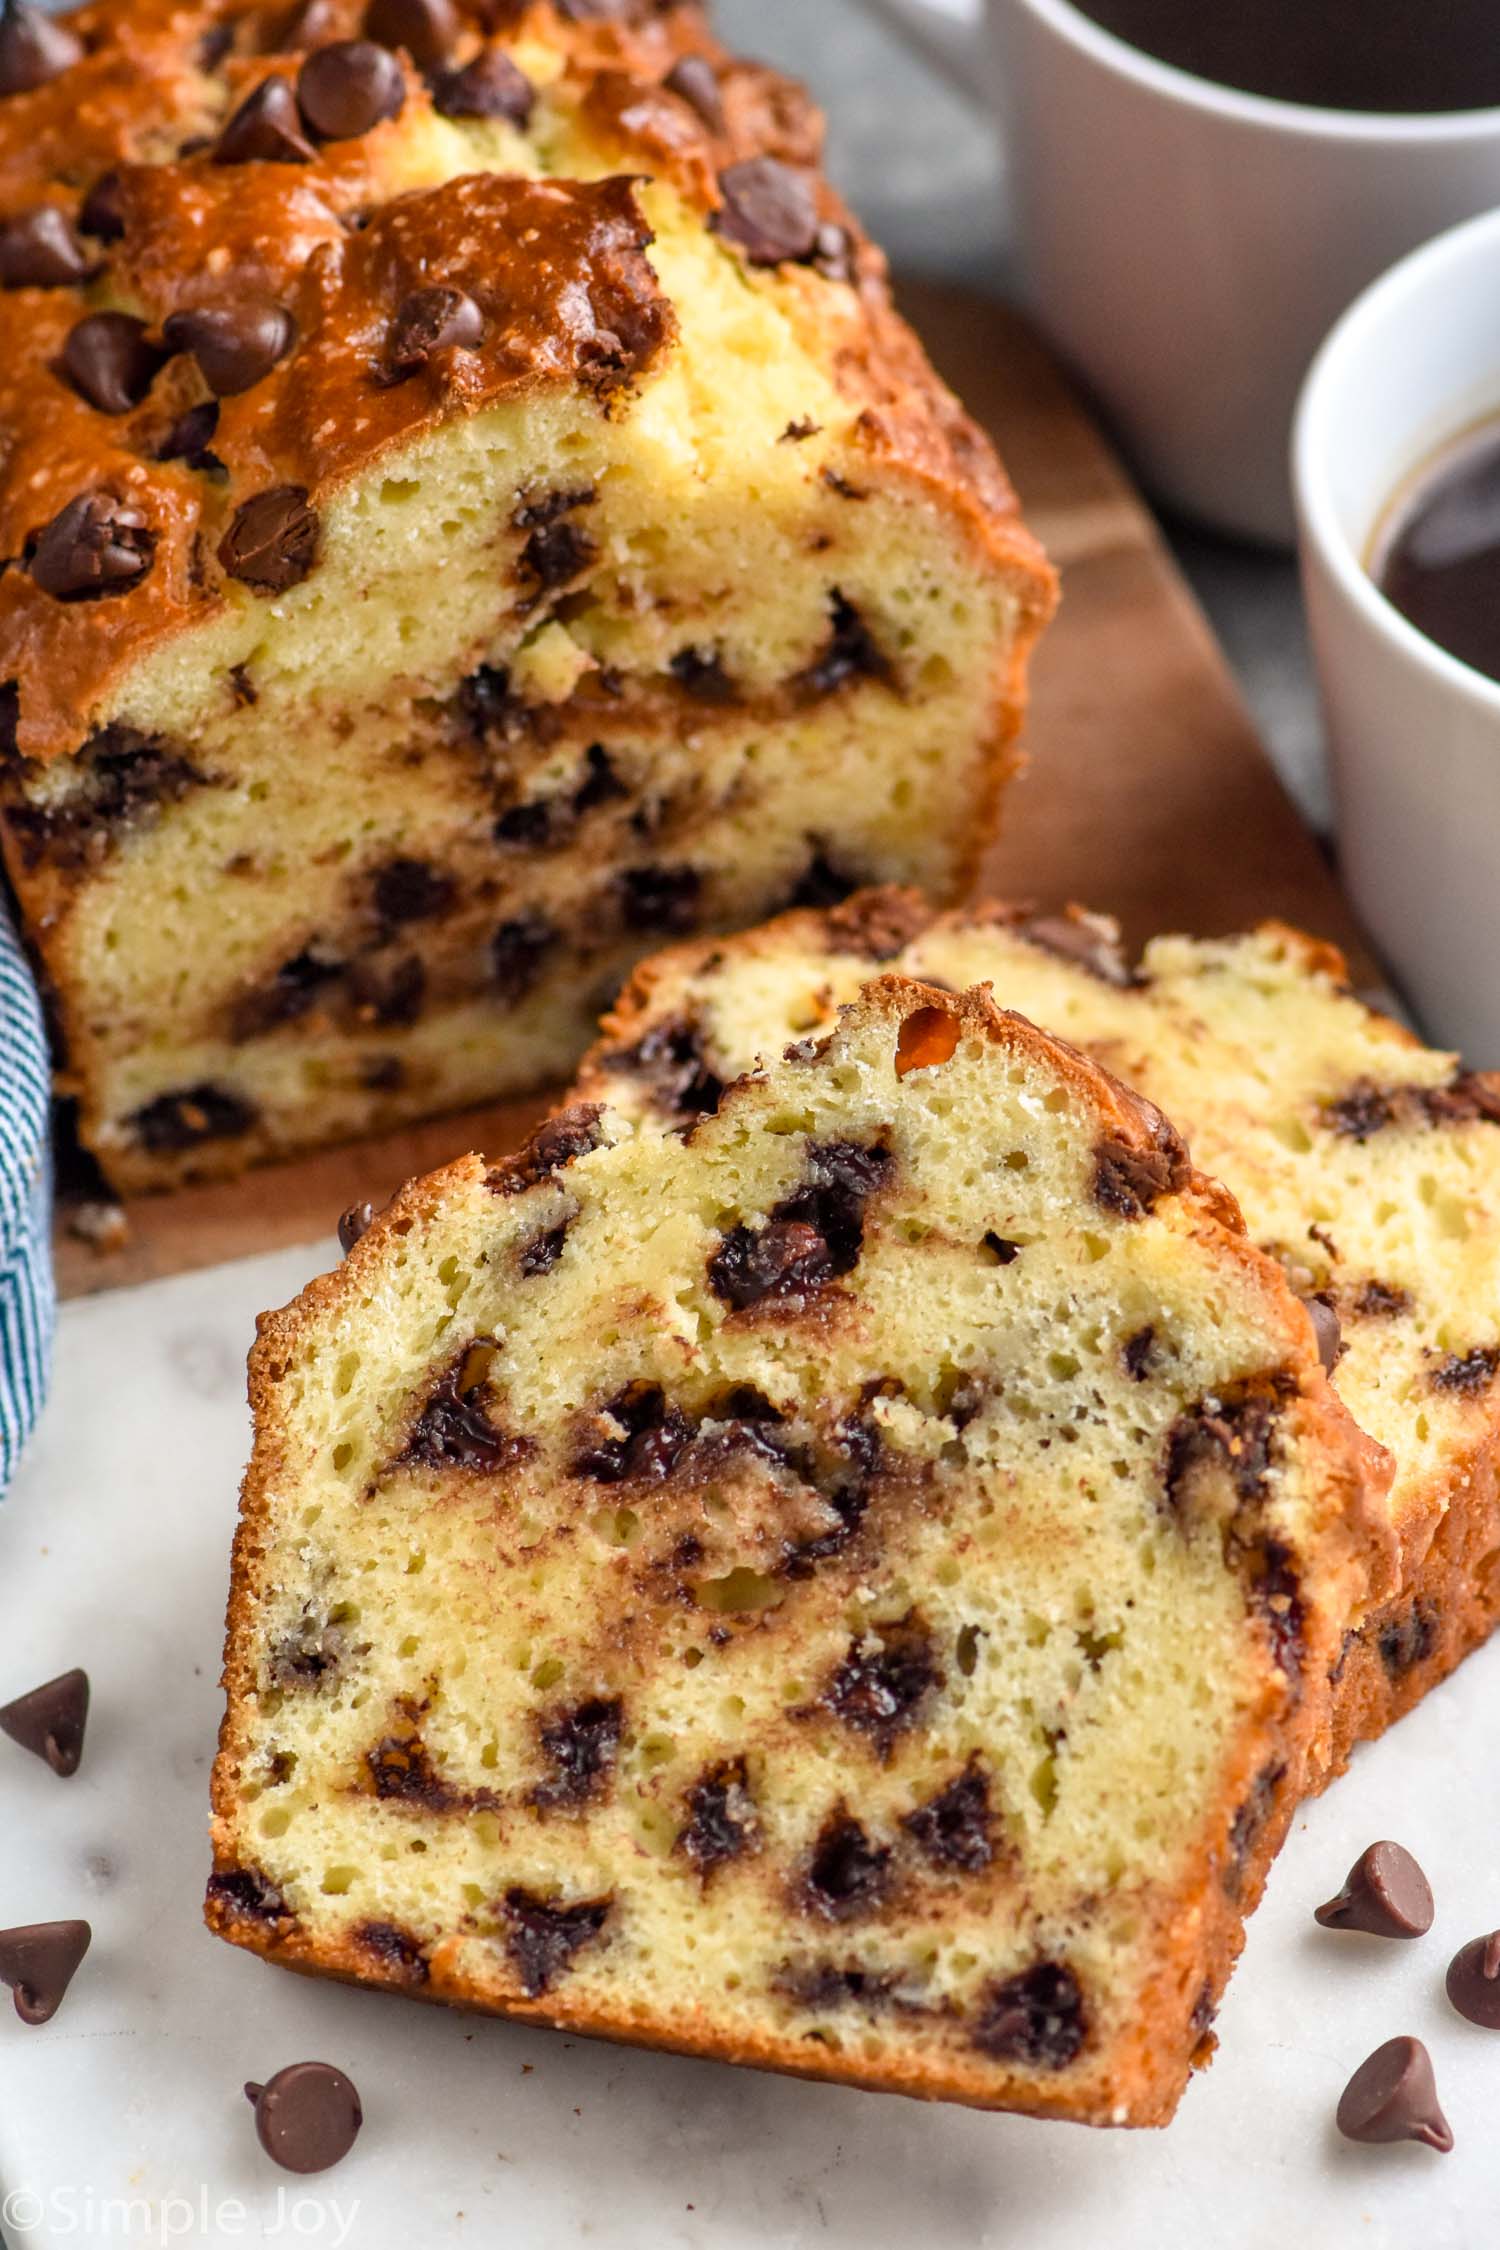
[0,0,1054,1194]
[210,977,1388,2125]
[578,886,1500,1779]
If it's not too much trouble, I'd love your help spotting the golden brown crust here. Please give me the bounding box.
[0,0,1053,762]
[209,978,1391,2125]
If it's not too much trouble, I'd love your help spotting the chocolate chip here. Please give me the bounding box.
[491,910,556,1003]
[676,1756,758,1880]
[1307,1291,1343,1374]
[0,1668,89,1776]
[1378,1596,1440,1677]
[823,1613,941,1754]
[531,1696,622,1810]
[30,491,154,599]
[1021,910,1133,986]
[0,1920,91,2024]
[664,53,724,133]
[214,74,318,163]
[1431,1344,1500,1395]
[788,850,857,910]
[61,312,166,415]
[385,284,484,379]
[365,1730,467,1807]
[1315,1841,1434,1939]
[347,952,423,1028]
[605,1013,724,1125]
[372,856,453,923]
[1445,1930,1500,2027]
[502,1887,611,1997]
[795,595,889,700]
[709,1140,891,1310]
[902,1758,994,1872]
[157,398,222,470]
[363,0,455,69]
[803,1808,891,1920]
[778,1960,898,2013]
[162,300,295,396]
[1336,2037,1452,2152]
[245,2063,363,2173]
[230,946,340,1041]
[619,862,701,933]
[1355,1279,1413,1319]
[77,170,126,242]
[1,205,94,287]
[669,645,737,704]
[1122,1326,1155,1380]
[519,1220,569,1277]
[219,486,319,591]
[206,1865,290,1927]
[1324,1080,1396,1141]
[297,37,404,137]
[572,1382,692,1483]
[430,45,533,122]
[264,0,342,47]
[713,157,819,265]
[0,1,82,97]
[129,1082,256,1155]
[354,1920,428,1982]
[972,1961,1086,2069]
[338,1201,374,1254]
[513,485,597,531]
[268,1616,346,1688]
[1093,1119,1190,1218]
[403,1346,526,1472]
[488,1102,604,1194]
[1164,1386,1281,1520]
[519,517,596,591]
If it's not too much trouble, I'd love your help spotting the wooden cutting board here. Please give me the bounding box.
[53,281,1370,1300]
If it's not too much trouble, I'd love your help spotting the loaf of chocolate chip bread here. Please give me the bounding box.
[209,974,1388,2124]
[0,0,1053,1194]
[578,887,1500,1780]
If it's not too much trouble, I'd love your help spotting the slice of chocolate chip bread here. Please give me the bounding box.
[210,975,1388,2124]
[578,888,1500,1778]
[0,0,1053,1194]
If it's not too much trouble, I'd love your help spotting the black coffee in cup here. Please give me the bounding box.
[1373,419,1500,685]
[1078,1,1500,113]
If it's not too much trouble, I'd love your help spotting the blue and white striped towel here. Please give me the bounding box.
[0,902,53,1493]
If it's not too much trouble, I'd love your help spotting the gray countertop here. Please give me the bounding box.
[717,0,1327,831]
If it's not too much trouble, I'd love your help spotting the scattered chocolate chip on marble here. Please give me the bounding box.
[0,1920,91,2025]
[0,205,95,288]
[297,38,405,139]
[1336,2035,1453,2152]
[246,2062,363,2173]
[1314,1840,1433,1939]
[713,158,819,266]
[0,1,83,98]
[162,300,296,397]
[1445,1930,1500,2028]
[0,1667,89,1775]
[62,311,167,416]
[338,1200,375,1254]
[214,74,318,164]
[363,0,456,70]
[430,46,534,123]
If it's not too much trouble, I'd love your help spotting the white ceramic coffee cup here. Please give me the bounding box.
[862,0,1500,545]
[1295,205,1500,1064]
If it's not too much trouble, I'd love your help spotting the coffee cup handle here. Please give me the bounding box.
[855,0,987,101]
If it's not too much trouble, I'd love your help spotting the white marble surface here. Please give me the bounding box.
[3,1245,1500,2248]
